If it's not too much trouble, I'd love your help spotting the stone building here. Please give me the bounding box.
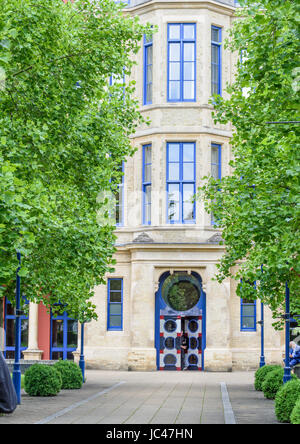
[1,0,284,371]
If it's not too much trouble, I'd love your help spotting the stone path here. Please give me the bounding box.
[0,370,279,425]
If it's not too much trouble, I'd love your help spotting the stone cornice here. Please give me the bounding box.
[125,0,236,17]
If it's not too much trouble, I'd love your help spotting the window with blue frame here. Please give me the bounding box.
[115,162,124,226]
[211,143,222,225]
[144,34,153,105]
[107,279,123,331]
[4,297,29,359]
[241,299,257,331]
[167,142,196,224]
[142,144,152,225]
[211,26,222,96]
[167,23,196,102]
[51,310,78,360]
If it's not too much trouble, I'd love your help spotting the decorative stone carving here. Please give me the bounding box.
[132,232,154,243]
[207,232,224,244]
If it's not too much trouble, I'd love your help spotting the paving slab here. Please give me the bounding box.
[0,370,280,425]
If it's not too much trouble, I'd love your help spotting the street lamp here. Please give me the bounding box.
[12,252,22,404]
[79,322,85,384]
[283,281,291,384]
[258,265,265,368]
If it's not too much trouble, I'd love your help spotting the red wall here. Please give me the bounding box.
[38,303,51,360]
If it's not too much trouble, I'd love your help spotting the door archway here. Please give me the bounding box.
[155,271,206,371]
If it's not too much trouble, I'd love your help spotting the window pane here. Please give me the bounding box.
[183,24,195,40]
[169,43,180,61]
[169,62,180,81]
[168,144,180,162]
[168,184,180,221]
[212,45,219,64]
[145,204,151,223]
[146,45,152,66]
[144,163,151,182]
[109,315,122,328]
[212,28,220,42]
[169,24,181,40]
[110,279,122,291]
[147,64,153,83]
[211,163,219,180]
[183,43,195,62]
[242,317,255,330]
[6,319,15,347]
[183,202,194,221]
[183,162,194,180]
[212,63,219,85]
[242,306,255,317]
[110,304,122,315]
[211,146,219,164]
[21,319,28,348]
[183,62,194,81]
[110,292,122,303]
[183,144,194,162]
[183,81,194,100]
[145,185,151,205]
[67,320,78,349]
[183,183,194,202]
[146,84,152,103]
[144,146,151,164]
[52,319,64,348]
[169,163,180,181]
[169,81,180,100]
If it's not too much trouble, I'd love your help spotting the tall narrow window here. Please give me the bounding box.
[51,311,78,361]
[115,162,124,226]
[211,26,222,96]
[4,298,29,359]
[241,299,257,332]
[167,142,196,224]
[211,143,221,225]
[144,34,153,105]
[142,144,152,225]
[168,23,196,102]
[107,279,123,331]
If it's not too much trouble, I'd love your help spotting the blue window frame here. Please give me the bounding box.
[107,279,123,331]
[144,34,153,105]
[4,297,29,359]
[211,143,222,225]
[167,23,196,102]
[51,310,78,360]
[115,162,124,227]
[211,26,222,96]
[167,142,196,224]
[142,144,152,225]
[240,292,257,332]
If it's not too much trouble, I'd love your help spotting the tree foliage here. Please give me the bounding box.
[0,0,150,320]
[200,0,300,320]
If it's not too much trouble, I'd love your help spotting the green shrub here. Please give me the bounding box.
[262,368,297,400]
[254,365,282,391]
[24,364,62,397]
[290,397,300,425]
[53,360,83,390]
[275,379,300,423]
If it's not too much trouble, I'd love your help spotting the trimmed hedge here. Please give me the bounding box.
[275,379,300,423]
[262,368,297,400]
[254,365,282,391]
[53,360,83,390]
[290,397,300,425]
[24,364,62,397]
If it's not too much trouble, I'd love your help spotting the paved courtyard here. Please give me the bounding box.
[0,370,279,425]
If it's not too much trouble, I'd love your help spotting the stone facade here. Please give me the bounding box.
[80,0,284,371]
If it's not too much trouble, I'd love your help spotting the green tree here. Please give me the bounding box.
[0,0,150,320]
[200,0,300,320]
